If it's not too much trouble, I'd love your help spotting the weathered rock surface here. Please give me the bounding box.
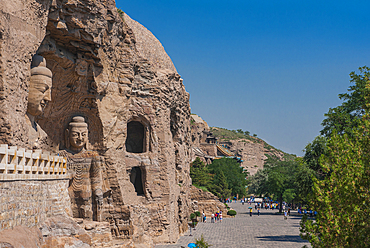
[0,225,42,248]
[189,115,286,175]
[0,0,192,246]
[220,139,284,175]
[190,186,228,218]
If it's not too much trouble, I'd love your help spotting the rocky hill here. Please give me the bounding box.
[190,114,296,175]
[210,127,296,175]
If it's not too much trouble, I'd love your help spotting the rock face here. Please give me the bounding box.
[0,225,43,248]
[0,0,192,246]
[219,139,284,175]
[190,114,216,164]
[190,186,228,218]
[189,115,285,175]
[40,216,114,248]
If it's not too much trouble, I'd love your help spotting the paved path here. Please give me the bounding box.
[155,202,311,248]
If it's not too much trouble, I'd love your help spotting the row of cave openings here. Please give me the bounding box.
[126,120,147,196]
[126,120,146,196]
[126,110,180,196]
[126,109,180,153]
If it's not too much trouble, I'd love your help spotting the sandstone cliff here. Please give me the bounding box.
[0,0,192,246]
[190,115,294,175]
[190,186,228,218]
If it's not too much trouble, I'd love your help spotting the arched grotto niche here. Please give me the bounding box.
[130,166,145,196]
[126,121,146,153]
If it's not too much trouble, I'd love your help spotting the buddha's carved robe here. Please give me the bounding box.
[61,150,104,221]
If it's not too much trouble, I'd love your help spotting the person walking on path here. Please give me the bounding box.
[284,210,288,220]
[211,213,214,223]
[219,211,223,222]
[257,208,260,216]
[250,208,253,217]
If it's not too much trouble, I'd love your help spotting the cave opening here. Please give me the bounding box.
[130,166,144,195]
[126,121,145,153]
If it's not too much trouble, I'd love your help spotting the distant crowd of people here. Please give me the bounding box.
[198,198,317,225]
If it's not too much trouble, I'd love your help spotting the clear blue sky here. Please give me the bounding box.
[116,0,370,156]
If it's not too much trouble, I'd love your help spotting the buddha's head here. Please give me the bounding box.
[66,116,88,152]
[27,55,52,116]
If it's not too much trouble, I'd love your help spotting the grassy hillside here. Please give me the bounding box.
[210,127,260,143]
[210,127,296,161]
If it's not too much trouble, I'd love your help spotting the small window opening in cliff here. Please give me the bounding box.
[126,121,145,153]
[130,167,144,195]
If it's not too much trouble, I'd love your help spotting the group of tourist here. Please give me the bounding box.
[298,208,317,217]
[201,211,223,223]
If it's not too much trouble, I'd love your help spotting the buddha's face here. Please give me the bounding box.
[69,126,88,149]
[27,77,52,116]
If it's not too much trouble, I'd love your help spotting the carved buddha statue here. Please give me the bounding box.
[26,55,52,149]
[61,116,105,221]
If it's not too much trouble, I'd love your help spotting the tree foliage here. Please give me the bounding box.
[190,157,248,199]
[301,67,370,247]
[303,136,327,178]
[293,158,315,203]
[248,155,313,211]
[301,117,370,247]
[208,158,248,197]
[321,66,370,137]
[190,157,211,187]
[247,168,268,196]
[208,170,232,199]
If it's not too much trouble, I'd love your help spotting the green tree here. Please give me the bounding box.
[265,163,292,213]
[293,159,315,203]
[249,156,299,212]
[303,135,327,179]
[321,66,370,137]
[244,130,250,136]
[282,188,296,204]
[301,117,370,247]
[247,168,268,197]
[208,170,232,199]
[236,129,243,133]
[208,158,248,197]
[190,157,211,187]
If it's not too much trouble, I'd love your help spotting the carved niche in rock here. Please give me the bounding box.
[125,117,152,154]
[130,166,145,196]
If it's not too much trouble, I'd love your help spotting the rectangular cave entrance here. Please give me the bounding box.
[126,121,145,153]
[130,166,145,196]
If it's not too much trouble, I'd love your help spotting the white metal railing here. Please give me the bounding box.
[0,144,68,180]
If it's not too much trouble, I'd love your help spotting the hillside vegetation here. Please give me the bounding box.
[210,127,296,161]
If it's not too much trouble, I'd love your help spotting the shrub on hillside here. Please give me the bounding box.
[195,211,201,217]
